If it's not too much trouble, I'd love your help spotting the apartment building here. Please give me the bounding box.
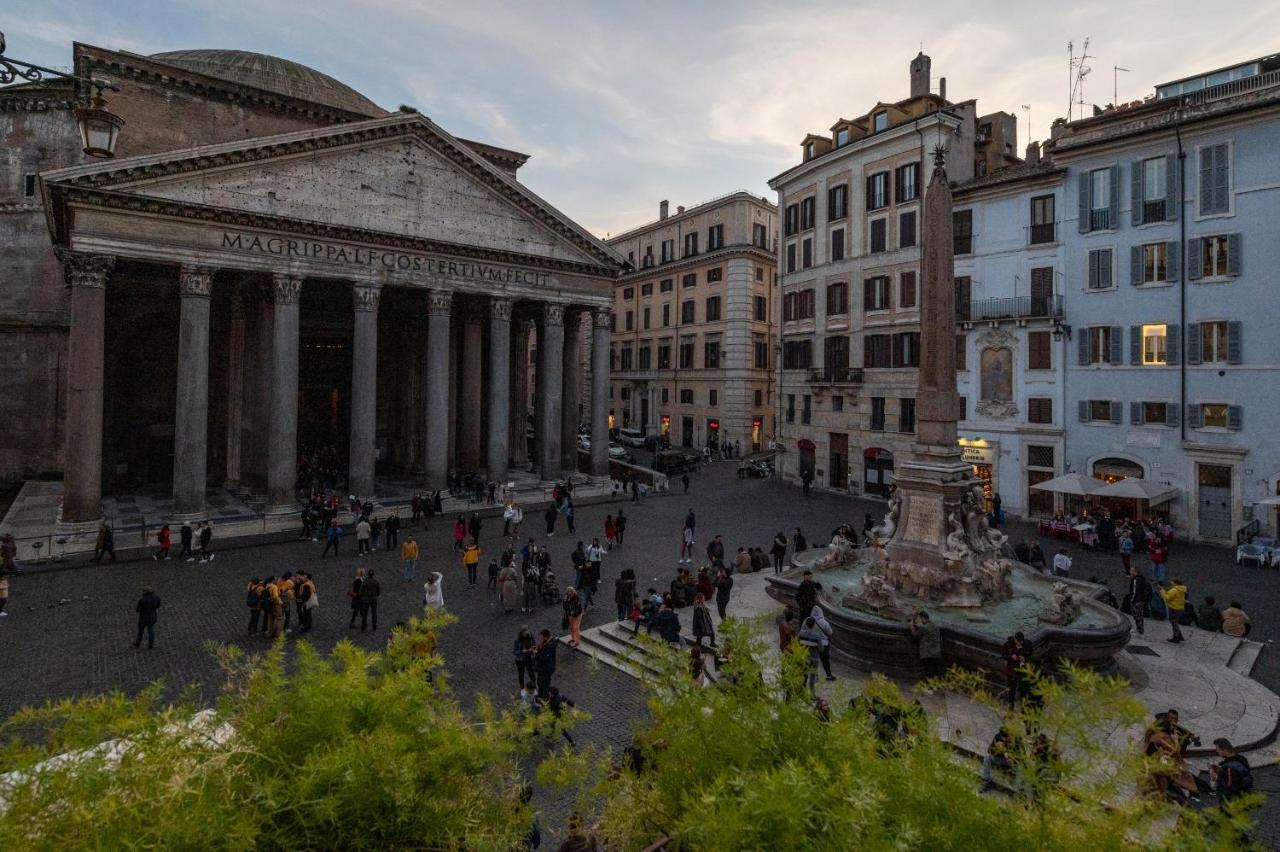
[1054,53,1280,542]
[604,193,778,452]
[768,52,1018,496]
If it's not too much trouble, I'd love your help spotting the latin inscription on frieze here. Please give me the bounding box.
[902,496,944,547]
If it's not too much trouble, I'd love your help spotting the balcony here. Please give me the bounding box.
[1029,223,1056,245]
[807,367,864,385]
[956,295,1063,323]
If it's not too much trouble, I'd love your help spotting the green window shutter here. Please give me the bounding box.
[1131,161,1144,226]
[1166,323,1180,365]
[1164,154,1178,221]
[1077,330,1091,365]
[1227,321,1243,365]
[1130,245,1143,285]
[1110,401,1122,424]
[1108,165,1121,228]
[1109,326,1123,364]
[1130,401,1144,424]
[1187,323,1203,365]
[1077,172,1090,233]
[1188,404,1203,429]
[1078,399,1090,422]
[1129,325,1142,365]
[1227,405,1243,431]
[1186,238,1202,281]
[1166,240,1180,282]
[1165,402,1180,428]
[1226,233,1242,276]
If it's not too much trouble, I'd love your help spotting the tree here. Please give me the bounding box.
[542,621,1258,851]
[0,614,539,850]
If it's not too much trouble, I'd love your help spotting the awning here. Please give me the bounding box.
[1029,472,1106,496]
[1092,478,1179,504]
[1253,495,1280,507]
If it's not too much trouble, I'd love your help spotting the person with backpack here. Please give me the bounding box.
[246,577,264,635]
[277,572,296,634]
[198,521,215,563]
[262,577,283,639]
[178,521,195,561]
[153,524,172,561]
[360,568,381,631]
[1210,738,1253,803]
[322,520,342,557]
[462,538,481,588]
[133,586,161,649]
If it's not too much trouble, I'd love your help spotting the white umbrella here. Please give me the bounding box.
[1092,478,1178,504]
[1029,472,1106,496]
[1253,495,1280,507]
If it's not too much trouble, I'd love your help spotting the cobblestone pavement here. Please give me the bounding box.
[3,461,1278,842]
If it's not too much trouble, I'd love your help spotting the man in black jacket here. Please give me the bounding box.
[134,587,161,648]
[534,628,557,698]
[795,570,822,616]
[360,569,381,631]
[1126,563,1151,636]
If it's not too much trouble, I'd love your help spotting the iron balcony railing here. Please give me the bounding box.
[1182,69,1280,106]
[957,295,1063,323]
[807,367,865,385]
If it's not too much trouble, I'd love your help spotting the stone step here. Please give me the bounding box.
[1227,638,1265,677]
[563,624,666,680]
[569,632,649,680]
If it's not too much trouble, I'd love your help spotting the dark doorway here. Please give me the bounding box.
[297,280,352,489]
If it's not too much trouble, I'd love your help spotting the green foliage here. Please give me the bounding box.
[545,620,1259,851]
[0,614,536,851]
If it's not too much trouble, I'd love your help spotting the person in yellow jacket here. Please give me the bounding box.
[462,538,481,588]
[402,534,420,581]
[263,577,284,639]
[1158,577,1187,644]
[277,572,296,634]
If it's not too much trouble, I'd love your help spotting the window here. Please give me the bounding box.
[754,295,767,322]
[823,336,849,378]
[953,209,973,255]
[870,397,886,431]
[638,344,652,369]
[801,395,812,425]
[873,110,888,132]
[955,334,967,370]
[661,388,669,404]
[1030,194,1055,244]
[1202,403,1229,429]
[1030,267,1054,314]
[800,197,816,230]
[643,246,654,268]
[681,300,695,324]
[899,398,916,433]
[1028,330,1051,370]
[625,310,634,331]
[627,251,634,266]
[1028,397,1053,424]
[709,389,718,407]
[782,340,813,369]
[643,307,651,329]
[866,172,889,210]
[661,239,674,263]
[1198,143,1231,216]
[1087,248,1114,290]
[619,346,633,370]
[869,219,887,253]
[954,276,971,321]
[662,304,671,327]
[1089,326,1114,364]
[755,389,764,406]
[835,126,850,147]
[705,296,721,322]
[1142,157,1167,222]
[683,232,699,257]
[864,276,891,311]
[682,273,697,288]
[680,389,694,405]
[706,267,723,284]
[783,289,815,321]
[1198,234,1236,278]
[756,267,764,281]
[1139,242,1168,284]
[609,347,615,370]
[1140,401,1168,424]
[641,282,653,296]
[805,142,816,160]
[707,224,724,250]
[1088,167,1113,230]
[899,211,917,248]
[679,338,695,369]
[657,341,672,369]
[1088,400,1116,422]
[622,286,634,300]
[832,395,844,412]
[828,183,848,221]
[802,238,813,269]
[974,158,987,178]
[893,332,920,368]
[784,204,799,237]
[786,394,795,423]
[863,333,891,368]
[898,271,916,309]
[895,162,919,203]
[754,338,769,369]
[660,278,673,292]
[753,223,769,248]
[1200,321,1229,363]
[830,228,845,262]
[24,174,37,197]
[826,282,848,316]
[785,243,796,273]
[1141,324,1167,365]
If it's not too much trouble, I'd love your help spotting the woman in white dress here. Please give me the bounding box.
[423,572,445,611]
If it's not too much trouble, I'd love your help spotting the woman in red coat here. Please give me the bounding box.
[604,514,616,550]
[153,524,172,561]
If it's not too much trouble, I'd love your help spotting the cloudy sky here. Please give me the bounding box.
[9,1,1275,236]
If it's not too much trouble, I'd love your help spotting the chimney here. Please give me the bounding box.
[677,205,685,215]
[1025,141,1041,166]
[910,52,931,99]
[939,77,946,101]
[1049,117,1066,141]
[659,200,669,220]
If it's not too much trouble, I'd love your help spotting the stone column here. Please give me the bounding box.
[590,307,612,479]
[349,282,381,498]
[170,265,215,519]
[487,298,513,483]
[458,302,484,471]
[56,250,114,526]
[560,309,582,473]
[424,289,453,490]
[267,273,302,513]
[223,288,246,490]
[510,318,532,468]
[536,303,565,481]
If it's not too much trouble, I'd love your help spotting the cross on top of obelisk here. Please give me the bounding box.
[931,143,947,170]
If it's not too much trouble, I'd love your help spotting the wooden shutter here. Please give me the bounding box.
[1226,233,1242,276]
[1078,400,1090,422]
[1130,401,1144,424]
[1110,401,1122,424]
[1078,330,1091,365]
[894,168,903,204]
[865,176,875,211]
[1088,249,1100,289]
[1108,165,1120,228]
[1199,147,1214,213]
[1227,405,1243,431]
[1129,325,1142,365]
[1077,172,1090,233]
[1166,240,1180,283]
[1130,161,1144,226]
[1186,238,1202,281]
[1188,404,1203,429]
[1130,245,1143,285]
[1212,145,1230,213]
[1164,154,1178,221]
[1100,250,1113,288]
[1227,321,1243,365]
[1165,403,1180,427]
[1166,323,1180,365]
[1186,323,1203,365]
[863,278,873,310]
[1109,326,1123,365]
[891,333,903,367]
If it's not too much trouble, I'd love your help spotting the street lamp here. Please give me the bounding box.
[1051,320,1073,342]
[1,31,124,158]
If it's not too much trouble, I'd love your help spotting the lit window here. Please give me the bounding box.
[1202,404,1229,428]
[1142,324,1167,365]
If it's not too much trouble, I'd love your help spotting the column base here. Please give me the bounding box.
[53,515,105,537]
[264,503,301,518]
[165,509,209,525]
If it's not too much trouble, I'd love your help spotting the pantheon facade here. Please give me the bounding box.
[1,44,621,527]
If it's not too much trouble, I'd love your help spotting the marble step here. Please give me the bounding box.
[566,623,666,680]
[1227,639,1265,677]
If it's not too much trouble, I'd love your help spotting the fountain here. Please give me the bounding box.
[768,147,1130,677]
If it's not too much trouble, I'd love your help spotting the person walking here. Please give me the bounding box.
[92,523,117,564]
[498,560,520,614]
[681,472,690,495]
[563,586,584,647]
[1119,530,1135,574]
[322,520,342,557]
[604,514,616,550]
[615,568,637,623]
[714,568,734,619]
[544,504,558,537]
[615,509,627,547]
[521,557,539,613]
[453,515,466,552]
[462,537,481,588]
[423,571,445,611]
[152,524,172,561]
[1158,577,1187,643]
[534,628,557,698]
[133,586,161,649]
[564,498,576,535]
[347,568,366,629]
[401,534,419,580]
[360,568,381,631]
[809,604,835,681]
[771,531,788,574]
[355,517,371,556]
[178,520,195,561]
[514,627,536,692]
[1126,563,1151,636]
[385,512,400,550]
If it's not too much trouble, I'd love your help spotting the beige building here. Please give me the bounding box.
[768,53,1019,496]
[604,193,777,453]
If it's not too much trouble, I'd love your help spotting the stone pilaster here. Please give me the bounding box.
[536,303,565,481]
[458,301,484,472]
[170,265,215,520]
[487,298,513,484]
[590,307,612,479]
[424,289,453,490]
[267,273,302,513]
[349,282,381,498]
[56,250,114,526]
[560,308,582,472]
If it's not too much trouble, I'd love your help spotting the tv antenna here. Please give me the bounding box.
[1113,66,1130,105]
[1067,38,1092,121]
[1021,104,1031,142]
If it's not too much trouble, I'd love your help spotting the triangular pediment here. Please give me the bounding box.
[43,115,621,271]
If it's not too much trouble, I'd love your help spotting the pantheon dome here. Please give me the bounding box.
[149,49,384,116]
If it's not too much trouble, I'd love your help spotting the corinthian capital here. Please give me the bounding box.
[541,302,564,327]
[270,273,303,305]
[352,283,382,313]
[427,288,453,317]
[592,307,613,329]
[490,297,514,323]
[178,265,215,299]
[56,249,115,289]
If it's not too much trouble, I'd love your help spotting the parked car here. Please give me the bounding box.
[578,436,591,451]
[652,449,699,475]
[608,442,629,459]
[618,428,646,448]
